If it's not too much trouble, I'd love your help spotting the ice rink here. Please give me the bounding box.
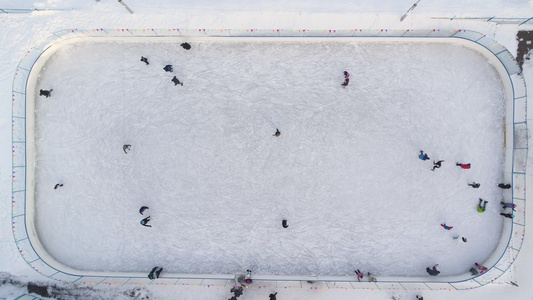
[33,38,505,277]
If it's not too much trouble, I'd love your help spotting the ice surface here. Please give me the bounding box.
[33,39,505,277]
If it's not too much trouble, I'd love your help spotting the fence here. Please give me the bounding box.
[13,295,44,300]
[0,8,73,14]
[431,17,533,26]
[11,28,527,291]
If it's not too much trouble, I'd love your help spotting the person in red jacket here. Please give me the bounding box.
[475,263,487,274]
[456,162,471,169]
[441,223,453,230]
[354,269,364,281]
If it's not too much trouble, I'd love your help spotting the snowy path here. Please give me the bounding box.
[33,39,505,277]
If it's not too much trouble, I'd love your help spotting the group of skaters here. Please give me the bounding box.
[419,151,473,171]
[139,206,151,227]
[354,269,377,282]
[39,43,191,98]
[140,42,190,87]
[420,150,516,277]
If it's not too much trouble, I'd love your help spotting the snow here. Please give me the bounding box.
[33,38,505,278]
[6,0,533,17]
[1,0,533,299]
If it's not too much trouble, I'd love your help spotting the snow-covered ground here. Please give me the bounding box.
[1,0,533,299]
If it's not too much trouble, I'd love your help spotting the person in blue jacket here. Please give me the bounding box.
[441,223,453,230]
[501,202,516,211]
[419,150,429,161]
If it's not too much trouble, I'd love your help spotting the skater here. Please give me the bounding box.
[244,269,253,285]
[498,183,511,189]
[441,223,453,230]
[431,160,444,171]
[354,269,364,282]
[368,272,377,282]
[147,267,162,279]
[419,150,429,161]
[475,263,487,274]
[163,65,173,72]
[54,183,63,189]
[171,76,183,86]
[282,219,289,228]
[140,56,149,65]
[39,89,53,98]
[273,129,280,137]
[155,267,163,278]
[426,264,440,276]
[501,202,516,211]
[456,163,471,169]
[500,212,514,219]
[454,236,467,242]
[341,71,350,87]
[139,206,149,215]
[148,267,157,279]
[123,144,131,154]
[148,267,162,279]
[230,287,243,298]
[477,198,488,213]
[469,267,478,275]
[181,42,191,50]
[269,292,277,300]
[416,296,424,300]
[468,182,481,188]
[140,216,152,227]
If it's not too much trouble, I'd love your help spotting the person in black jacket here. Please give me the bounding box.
[269,292,277,300]
[468,182,480,188]
[140,216,152,227]
[148,267,162,279]
[140,56,149,65]
[163,65,173,72]
[282,220,289,228]
[172,76,183,86]
[40,89,53,97]
[139,206,149,215]
[500,212,514,219]
[431,160,444,171]
[498,183,511,189]
[426,264,440,276]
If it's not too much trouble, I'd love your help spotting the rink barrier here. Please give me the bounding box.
[11,28,527,290]
[12,295,45,300]
[431,16,533,26]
